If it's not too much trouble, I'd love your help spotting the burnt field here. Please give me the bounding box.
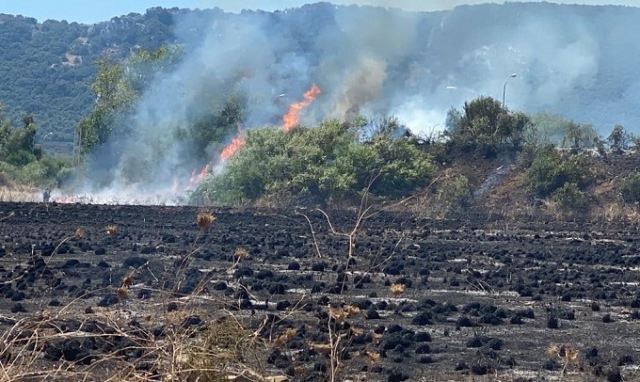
[1,201,640,381]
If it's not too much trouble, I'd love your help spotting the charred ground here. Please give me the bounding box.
[1,200,640,381]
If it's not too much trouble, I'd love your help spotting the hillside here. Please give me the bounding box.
[1,2,640,155]
[0,7,179,153]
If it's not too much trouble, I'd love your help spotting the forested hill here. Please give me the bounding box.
[0,7,180,153]
[1,2,640,155]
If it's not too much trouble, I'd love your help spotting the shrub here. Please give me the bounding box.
[527,112,597,149]
[0,154,74,187]
[445,96,532,156]
[552,182,586,210]
[621,172,640,203]
[527,146,588,198]
[193,118,435,205]
[434,175,472,216]
[608,124,631,154]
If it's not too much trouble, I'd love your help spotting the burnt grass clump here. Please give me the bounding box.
[0,202,639,380]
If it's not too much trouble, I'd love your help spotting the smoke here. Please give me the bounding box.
[328,55,387,122]
[67,2,637,204]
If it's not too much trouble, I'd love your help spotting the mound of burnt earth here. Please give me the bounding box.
[0,201,639,381]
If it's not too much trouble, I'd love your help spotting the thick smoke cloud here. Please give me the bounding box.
[70,2,640,204]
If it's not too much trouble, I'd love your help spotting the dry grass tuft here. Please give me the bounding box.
[389,283,405,296]
[234,247,249,260]
[596,202,640,223]
[365,350,381,362]
[116,286,128,300]
[307,341,333,354]
[274,328,297,348]
[329,307,347,323]
[547,343,579,381]
[342,305,360,318]
[121,267,136,288]
[106,224,118,235]
[181,316,261,382]
[197,211,215,230]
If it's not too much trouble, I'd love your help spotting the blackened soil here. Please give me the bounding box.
[1,202,640,381]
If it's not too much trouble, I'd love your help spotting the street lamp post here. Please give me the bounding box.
[502,73,517,109]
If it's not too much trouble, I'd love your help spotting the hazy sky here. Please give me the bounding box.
[1,1,640,23]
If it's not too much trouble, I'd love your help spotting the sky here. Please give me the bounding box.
[1,0,640,24]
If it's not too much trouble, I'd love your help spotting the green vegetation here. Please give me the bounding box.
[607,124,631,154]
[527,112,597,149]
[77,45,185,155]
[0,2,639,157]
[552,182,587,210]
[192,117,435,205]
[433,175,473,217]
[0,9,177,150]
[621,172,640,204]
[0,107,73,187]
[1,4,640,216]
[77,45,245,184]
[445,96,532,157]
[526,146,590,198]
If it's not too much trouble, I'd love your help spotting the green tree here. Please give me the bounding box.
[0,111,39,166]
[77,45,184,154]
[445,96,532,156]
[607,124,630,154]
[563,121,597,150]
[0,105,73,186]
[175,91,247,163]
[527,112,599,151]
[193,118,435,206]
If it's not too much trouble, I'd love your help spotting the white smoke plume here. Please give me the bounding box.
[63,1,638,204]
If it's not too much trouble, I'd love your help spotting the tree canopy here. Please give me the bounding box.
[445,96,532,156]
[192,117,435,206]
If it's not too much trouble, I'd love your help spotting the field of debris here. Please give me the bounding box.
[0,201,639,381]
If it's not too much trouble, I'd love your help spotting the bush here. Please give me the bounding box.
[621,172,640,203]
[527,146,589,198]
[434,175,472,216]
[552,182,586,210]
[608,124,631,154]
[445,96,532,156]
[193,118,435,206]
[0,155,74,187]
[527,112,597,149]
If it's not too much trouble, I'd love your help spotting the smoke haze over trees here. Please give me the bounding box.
[0,2,639,145]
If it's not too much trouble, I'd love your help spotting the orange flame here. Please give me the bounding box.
[217,85,321,162]
[220,136,246,161]
[283,84,321,132]
[184,164,210,191]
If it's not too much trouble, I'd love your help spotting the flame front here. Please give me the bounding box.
[282,84,321,132]
[184,164,211,191]
[217,84,321,163]
[220,136,246,161]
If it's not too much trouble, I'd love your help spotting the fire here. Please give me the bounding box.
[217,84,321,162]
[219,124,246,162]
[282,84,321,132]
[220,136,246,161]
[198,164,209,179]
[185,164,210,191]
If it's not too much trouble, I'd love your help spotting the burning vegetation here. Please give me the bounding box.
[170,83,323,195]
[283,84,322,132]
